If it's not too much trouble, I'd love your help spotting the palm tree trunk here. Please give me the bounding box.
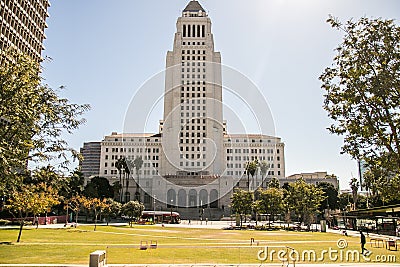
[125,173,129,202]
[119,172,122,202]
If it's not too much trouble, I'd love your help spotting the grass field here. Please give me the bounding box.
[0,224,398,265]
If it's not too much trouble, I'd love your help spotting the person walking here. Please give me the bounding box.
[34,216,39,229]
[360,230,366,254]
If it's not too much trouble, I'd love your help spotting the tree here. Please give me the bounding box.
[83,176,114,199]
[268,177,280,189]
[6,183,59,242]
[66,169,85,197]
[254,188,284,227]
[84,198,108,231]
[102,198,122,225]
[363,166,400,206]
[320,17,400,176]
[133,156,143,201]
[285,179,326,230]
[115,157,125,202]
[69,195,88,225]
[124,159,132,203]
[0,50,89,193]
[259,161,268,187]
[317,182,339,211]
[349,178,359,210]
[122,200,144,227]
[230,189,253,228]
[245,160,258,191]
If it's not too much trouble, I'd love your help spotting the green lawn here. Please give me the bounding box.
[0,225,398,265]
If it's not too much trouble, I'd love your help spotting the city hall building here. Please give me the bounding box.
[81,1,285,219]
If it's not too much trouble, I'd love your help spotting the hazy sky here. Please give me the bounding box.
[41,0,400,189]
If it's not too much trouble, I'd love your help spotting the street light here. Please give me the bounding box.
[170,199,174,223]
[153,195,156,224]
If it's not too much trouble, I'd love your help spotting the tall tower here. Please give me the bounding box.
[0,0,50,62]
[160,1,225,177]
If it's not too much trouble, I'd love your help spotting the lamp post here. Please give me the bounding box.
[153,195,156,224]
[170,199,173,223]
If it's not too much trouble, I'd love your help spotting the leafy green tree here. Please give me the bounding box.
[133,156,143,201]
[230,189,253,228]
[66,169,85,197]
[0,50,89,193]
[6,183,59,242]
[254,188,284,227]
[363,167,400,206]
[122,200,144,227]
[103,198,122,225]
[83,176,114,199]
[320,16,400,176]
[317,182,339,211]
[285,179,326,230]
[69,195,88,225]
[268,177,280,189]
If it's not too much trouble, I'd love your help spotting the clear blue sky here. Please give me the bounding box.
[41,0,400,190]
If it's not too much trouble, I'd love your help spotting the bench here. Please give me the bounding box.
[140,240,148,250]
[386,239,398,251]
[150,240,158,249]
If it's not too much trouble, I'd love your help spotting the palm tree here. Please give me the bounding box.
[115,157,125,203]
[133,156,143,202]
[259,161,268,188]
[124,159,132,202]
[244,160,258,191]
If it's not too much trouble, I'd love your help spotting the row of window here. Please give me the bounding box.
[106,147,160,153]
[182,41,205,46]
[182,24,206,38]
[180,132,206,137]
[181,87,206,93]
[227,148,278,154]
[182,56,207,61]
[226,139,278,144]
[181,80,206,86]
[180,145,207,151]
[182,50,206,55]
[181,105,206,111]
[180,161,207,167]
[106,138,160,142]
[180,112,206,117]
[182,74,207,79]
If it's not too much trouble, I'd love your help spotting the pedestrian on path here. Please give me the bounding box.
[360,230,366,254]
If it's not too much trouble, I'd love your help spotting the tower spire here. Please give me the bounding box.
[183,1,205,13]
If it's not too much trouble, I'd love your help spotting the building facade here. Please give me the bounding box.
[0,0,50,62]
[82,1,286,218]
[285,172,339,189]
[79,142,101,179]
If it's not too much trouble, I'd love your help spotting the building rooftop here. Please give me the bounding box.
[183,1,205,12]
